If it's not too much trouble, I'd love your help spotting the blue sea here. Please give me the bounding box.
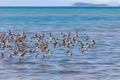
[0,7,120,80]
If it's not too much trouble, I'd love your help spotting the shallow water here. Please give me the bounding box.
[0,7,120,80]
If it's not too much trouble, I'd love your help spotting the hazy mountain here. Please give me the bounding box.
[73,2,108,7]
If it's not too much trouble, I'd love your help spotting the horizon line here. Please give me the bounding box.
[0,6,120,7]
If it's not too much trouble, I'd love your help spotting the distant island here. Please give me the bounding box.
[73,2,108,7]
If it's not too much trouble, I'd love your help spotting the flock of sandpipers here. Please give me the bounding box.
[0,30,95,62]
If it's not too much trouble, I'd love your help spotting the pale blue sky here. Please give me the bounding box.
[0,0,120,6]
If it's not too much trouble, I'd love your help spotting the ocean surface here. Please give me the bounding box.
[0,7,120,80]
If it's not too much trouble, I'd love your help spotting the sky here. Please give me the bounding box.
[0,0,120,6]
